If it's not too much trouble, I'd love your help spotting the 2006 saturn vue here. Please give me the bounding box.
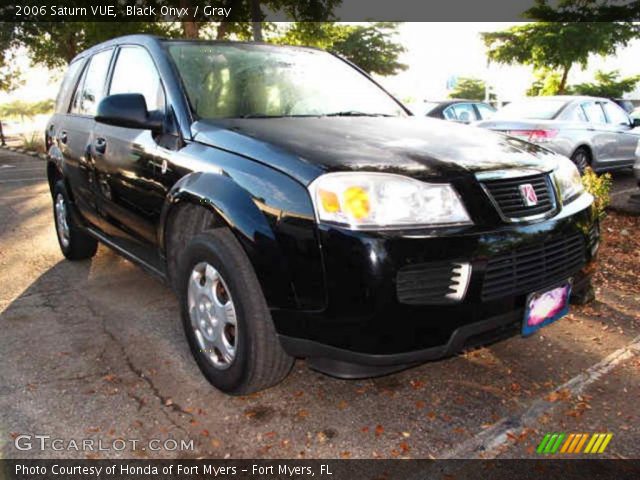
[46,36,599,394]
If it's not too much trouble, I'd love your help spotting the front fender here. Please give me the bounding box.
[160,169,325,311]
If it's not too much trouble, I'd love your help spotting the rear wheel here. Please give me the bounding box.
[177,227,293,395]
[52,181,98,260]
[571,147,591,174]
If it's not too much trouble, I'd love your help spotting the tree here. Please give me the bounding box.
[568,70,640,98]
[0,22,23,92]
[448,77,488,101]
[331,23,407,76]
[0,99,54,122]
[12,22,181,69]
[213,0,341,41]
[274,22,407,76]
[482,1,640,93]
[527,68,563,96]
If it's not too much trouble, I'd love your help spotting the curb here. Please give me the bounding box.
[0,144,47,160]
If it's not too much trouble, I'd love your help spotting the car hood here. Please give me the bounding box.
[192,117,561,185]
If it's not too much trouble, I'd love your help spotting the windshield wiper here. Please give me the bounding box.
[322,111,393,117]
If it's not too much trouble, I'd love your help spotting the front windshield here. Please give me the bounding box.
[166,42,406,119]
[494,99,568,120]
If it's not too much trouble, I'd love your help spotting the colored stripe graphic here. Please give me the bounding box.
[544,433,559,453]
[550,433,565,453]
[536,433,551,454]
[537,433,613,454]
[597,434,613,453]
[575,433,589,453]
[584,434,599,453]
[560,433,575,453]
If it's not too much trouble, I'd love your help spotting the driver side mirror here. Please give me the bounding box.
[96,93,163,132]
[632,118,640,128]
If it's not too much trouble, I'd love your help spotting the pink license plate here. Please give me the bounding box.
[522,283,571,336]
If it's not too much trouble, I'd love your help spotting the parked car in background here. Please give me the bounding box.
[613,98,635,114]
[409,99,496,124]
[477,96,640,173]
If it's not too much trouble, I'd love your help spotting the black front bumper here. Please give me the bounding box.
[273,193,599,376]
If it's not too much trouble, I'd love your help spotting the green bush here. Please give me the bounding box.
[21,132,45,154]
[582,167,612,219]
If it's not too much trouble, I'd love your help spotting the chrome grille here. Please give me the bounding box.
[482,173,556,220]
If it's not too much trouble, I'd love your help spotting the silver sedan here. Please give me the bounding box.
[476,96,640,172]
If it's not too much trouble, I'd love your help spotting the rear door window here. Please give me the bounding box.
[581,101,607,124]
[475,103,495,120]
[602,101,630,126]
[55,59,84,113]
[70,49,113,116]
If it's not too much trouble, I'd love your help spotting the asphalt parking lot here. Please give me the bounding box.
[0,148,638,460]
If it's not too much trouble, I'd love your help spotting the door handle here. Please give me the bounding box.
[94,137,107,154]
[59,131,68,144]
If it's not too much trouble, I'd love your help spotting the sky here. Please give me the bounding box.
[2,22,640,104]
[375,22,640,103]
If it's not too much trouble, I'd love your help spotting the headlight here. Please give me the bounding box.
[553,156,584,204]
[308,172,472,229]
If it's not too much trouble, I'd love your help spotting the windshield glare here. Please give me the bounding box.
[494,99,568,120]
[166,43,406,119]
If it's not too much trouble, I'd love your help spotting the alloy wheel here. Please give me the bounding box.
[187,262,238,370]
[54,193,70,249]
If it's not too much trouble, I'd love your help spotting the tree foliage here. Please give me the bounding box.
[13,22,180,69]
[331,23,407,76]
[482,1,640,93]
[448,77,488,101]
[274,22,407,76]
[527,68,564,96]
[4,0,344,70]
[0,99,54,121]
[569,70,640,98]
[0,22,23,92]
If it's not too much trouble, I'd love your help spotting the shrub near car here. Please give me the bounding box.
[46,36,599,394]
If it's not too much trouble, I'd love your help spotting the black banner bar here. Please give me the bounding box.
[2,459,640,480]
[1,0,640,22]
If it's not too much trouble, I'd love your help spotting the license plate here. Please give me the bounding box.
[522,283,571,336]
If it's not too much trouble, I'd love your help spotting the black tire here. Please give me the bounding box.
[571,147,591,174]
[177,228,293,395]
[52,180,98,260]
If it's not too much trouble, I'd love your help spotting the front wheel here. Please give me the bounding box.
[177,228,293,395]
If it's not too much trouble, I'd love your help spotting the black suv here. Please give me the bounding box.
[47,35,599,394]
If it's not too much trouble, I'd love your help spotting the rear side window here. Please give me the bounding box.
[564,104,588,122]
[70,49,113,116]
[581,101,607,124]
[55,59,84,113]
[109,46,165,112]
[445,103,478,122]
